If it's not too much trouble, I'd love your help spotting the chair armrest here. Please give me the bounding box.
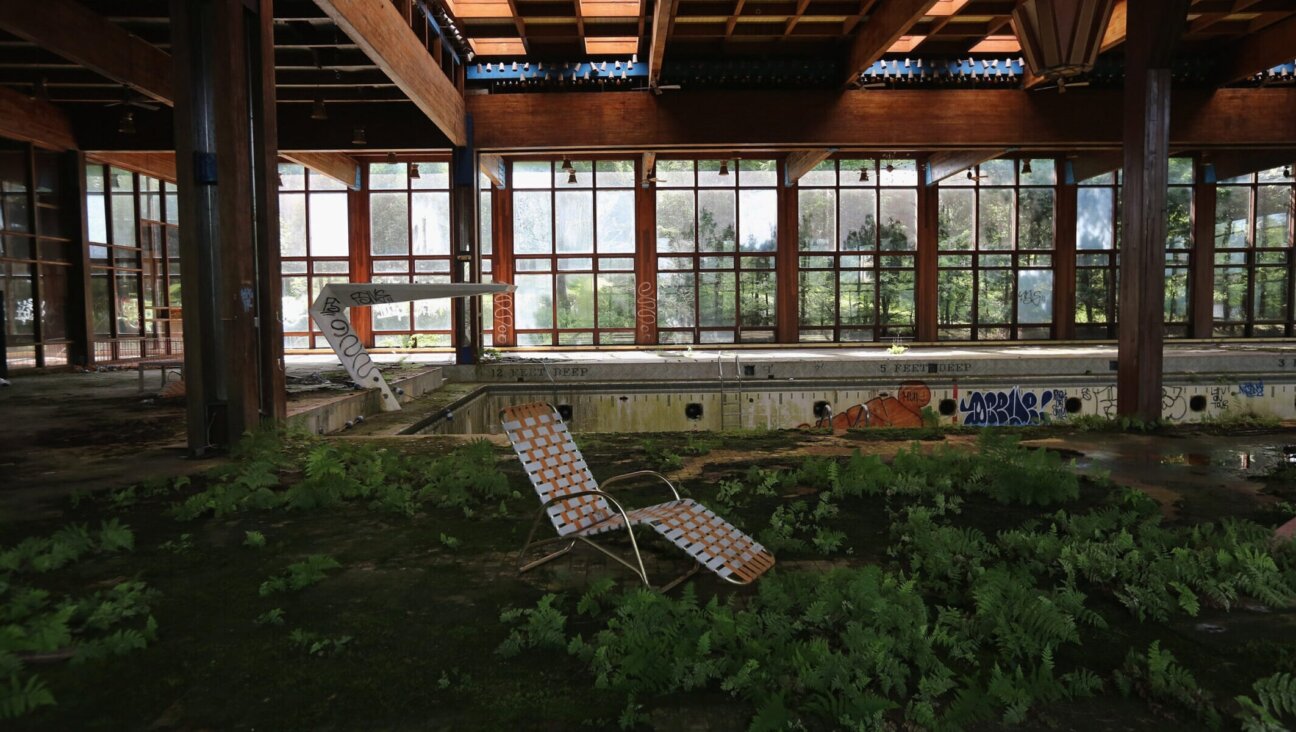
[536,489,634,527]
[599,470,682,501]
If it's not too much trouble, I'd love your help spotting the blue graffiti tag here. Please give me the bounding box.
[1238,381,1265,398]
[959,387,1054,427]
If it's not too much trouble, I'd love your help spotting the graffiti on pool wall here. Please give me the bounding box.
[1080,386,1117,418]
[958,387,1058,427]
[798,381,931,430]
[1239,381,1265,398]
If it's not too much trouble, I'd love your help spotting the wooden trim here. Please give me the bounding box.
[86,151,177,183]
[775,159,799,343]
[280,151,361,190]
[491,166,516,346]
[842,0,940,87]
[915,178,938,342]
[1053,159,1078,340]
[784,149,835,186]
[313,0,468,146]
[1100,0,1127,51]
[468,89,1296,150]
[0,85,77,151]
[0,0,173,105]
[1190,159,1216,339]
[634,157,659,344]
[926,149,1009,185]
[251,0,286,422]
[347,167,374,346]
[66,151,95,366]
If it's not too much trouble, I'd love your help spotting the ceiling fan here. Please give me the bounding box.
[106,85,162,111]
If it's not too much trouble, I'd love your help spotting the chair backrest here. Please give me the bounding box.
[500,402,610,536]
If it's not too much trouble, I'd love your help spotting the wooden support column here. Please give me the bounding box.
[1116,0,1187,420]
[635,157,658,345]
[171,0,285,454]
[492,162,516,347]
[775,158,799,343]
[347,165,373,346]
[1190,158,1216,339]
[1054,159,1078,340]
[915,168,938,342]
[451,116,480,364]
[65,151,95,366]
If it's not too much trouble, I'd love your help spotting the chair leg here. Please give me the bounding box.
[657,563,701,593]
[518,537,577,574]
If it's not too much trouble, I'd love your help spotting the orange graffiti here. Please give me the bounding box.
[798,381,931,431]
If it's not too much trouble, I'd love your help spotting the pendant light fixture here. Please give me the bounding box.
[386,151,398,164]
[410,163,422,180]
[567,169,578,185]
[718,160,730,177]
[1021,159,1033,175]
[561,156,573,172]
[310,96,328,121]
[966,168,975,180]
[859,166,869,183]
[885,161,895,174]
[117,111,136,135]
[352,127,367,146]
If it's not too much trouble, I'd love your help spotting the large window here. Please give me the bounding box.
[654,159,777,344]
[279,163,349,349]
[369,160,453,347]
[480,172,494,348]
[86,164,180,361]
[797,158,917,342]
[3,144,74,369]
[1214,164,1294,336]
[513,159,637,346]
[1164,159,1194,336]
[938,159,1056,340]
[1075,171,1119,338]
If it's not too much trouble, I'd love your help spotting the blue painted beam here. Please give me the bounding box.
[466,59,648,81]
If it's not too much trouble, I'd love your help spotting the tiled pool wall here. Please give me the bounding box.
[417,378,1296,435]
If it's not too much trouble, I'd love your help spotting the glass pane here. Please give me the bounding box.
[411,162,450,190]
[114,270,141,335]
[87,192,108,243]
[372,275,410,331]
[698,190,735,252]
[556,190,594,253]
[278,193,307,256]
[879,189,916,251]
[938,269,973,325]
[800,160,836,187]
[1019,159,1056,186]
[657,272,695,328]
[938,189,974,250]
[739,189,776,252]
[839,159,875,188]
[1257,186,1291,248]
[978,269,1013,323]
[309,171,346,191]
[739,160,777,187]
[515,274,553,329]
[1215,187,1249,248]
[656,190,695,252]
[1076,187,1114,250]
[111,194,136,246]
[1256,266,1288,321]
[555,160,593,189]
[556,273,595,328]
[879,270,914,326]
[798,189,835,252]
[979,159,1016,186]
[595,160,635,188]
[513,191,553,255]
[309,192,349,257]
[978,188,1014,250]
[369,163,407,190]
[879,159,917,187]
[1166,186,1192,250]
[1076,268,1111,325]
[698,271,736,326]
[1164,267,1189,323]
[596,189,634,253]
[1017,269,1053,323]
[656,160,694,188]
[1018,188,1054,250]
[479,187,493,255]
[798,270,836,327]
[1167,157,1194,185]
[840,189,877,251]
[513,161,551,189]
[698,160,736,187]
[597,273,635,328]
[739,270,775,327]
[278,163,305,190]
[370,192,409,255]
[412,192,450,256]
[840,269,875,326]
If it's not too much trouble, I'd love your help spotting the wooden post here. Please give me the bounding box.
[775,158,799,343]
[1190,157,1216,339]
[1053,159,1078,340]
[171,0,285,453]
[451,116,479,364]
[347,164,373,346]
[491,162,516,347]
[915,167,939,342]
[1116,0,1188,420]
[65,151,95,366]
[634,157,658,345]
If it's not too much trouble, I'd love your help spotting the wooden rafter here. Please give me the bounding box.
[782,0,814,38]
[0,0,173,105]
[1068,150,1123,182]
[479,153,506,188]
[842,0,941,88]
[925,149,1009,185]
[842,0,882,36]
[1186,0,1264,35]
[504,0,531,54]
[0,85,77,151]
[784,148,836,185]
[313,0,467,146]
[1216,12,1296,82]
[280,151,362,190]
[725,0,747,39]
[88,151,177,182]
[1204,148,1296,181]
[649,0,681,88]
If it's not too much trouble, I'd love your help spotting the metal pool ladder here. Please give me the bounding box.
[718,353,743,431]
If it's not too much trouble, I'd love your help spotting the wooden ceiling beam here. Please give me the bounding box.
[467,88,1296,150]
[842,0,940,88]
[280,151,362,189]
[649,0,680,88]
[479,152,506,188]
[314,0,467,146]
[842,0,881,36]
[87,151,176,181]
[1067,150,1123,182]
[1215,12,1296,83]
[0,0,173,105]
[725,0,747,38]
[925,149,1009,185]
[0,84,77,150]
[781,0,813,37]
[1100,0,1128,50]
[784,148,836,185]
[1185,0,1264,35]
